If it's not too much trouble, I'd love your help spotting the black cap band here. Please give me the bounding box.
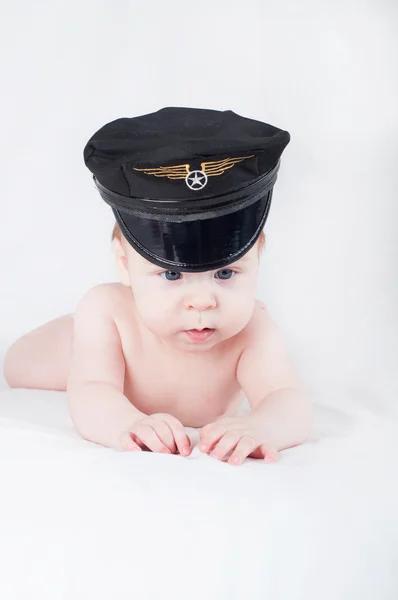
[93,160,280,222]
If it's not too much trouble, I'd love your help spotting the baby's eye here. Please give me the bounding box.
[161,270,182,281]
[215,269,235,280]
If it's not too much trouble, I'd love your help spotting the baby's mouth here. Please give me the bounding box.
[184,328,215,342]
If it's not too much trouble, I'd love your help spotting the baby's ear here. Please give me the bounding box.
[113,238,131,286]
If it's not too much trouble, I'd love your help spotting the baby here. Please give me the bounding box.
[3,107,311,466]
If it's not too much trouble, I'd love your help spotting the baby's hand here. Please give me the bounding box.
[199,415,277,466]
[119,413,191,456]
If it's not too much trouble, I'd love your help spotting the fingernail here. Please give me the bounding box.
[182,446,190,455]
[232,457,241,465]
[210,452,219,460]
[200,444,208,452]
[162,448,171,454]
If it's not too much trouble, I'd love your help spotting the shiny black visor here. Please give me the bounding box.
[94,161,279,272]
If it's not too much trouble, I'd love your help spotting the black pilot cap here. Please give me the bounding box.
[83,106,290,272]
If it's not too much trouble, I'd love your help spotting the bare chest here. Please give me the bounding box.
[121,339,244,428]
[110,285,246,427]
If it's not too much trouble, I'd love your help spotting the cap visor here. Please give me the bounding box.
[113,190,272,272]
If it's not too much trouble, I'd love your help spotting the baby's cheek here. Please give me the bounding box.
[230,296,256,328]
[138,305,164,326]
[138,304,175,335]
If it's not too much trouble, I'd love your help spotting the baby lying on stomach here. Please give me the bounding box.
[4,106,312,465]
[4,223,311,466]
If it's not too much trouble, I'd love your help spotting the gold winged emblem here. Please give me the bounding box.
[132,154,255,191]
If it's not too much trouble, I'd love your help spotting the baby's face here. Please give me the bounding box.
[118,241,260,352]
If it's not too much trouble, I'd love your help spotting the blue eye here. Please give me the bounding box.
[215,269,234,280]
[161,270,182,281]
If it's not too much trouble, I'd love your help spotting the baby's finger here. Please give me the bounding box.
[260,445,278,463]
[199,422,217,440]
[209,431,241,461]
[119,431,142,452]
[227,436,257,465]
[131,423,171,454]
[149,419,177,453]
[199,427,226,454]
[161,416,191,456]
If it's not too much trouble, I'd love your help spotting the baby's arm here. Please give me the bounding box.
[67,286,146,448]
[236,304,312,451]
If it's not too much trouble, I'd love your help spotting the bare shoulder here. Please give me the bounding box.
[68,283,129,390]
[75,282,130,315]
[252,299,272,321]
[241,299,277,342]
[236,299,304,402]
[233,298,283,362]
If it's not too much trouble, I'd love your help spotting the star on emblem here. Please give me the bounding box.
[185,170,208,190]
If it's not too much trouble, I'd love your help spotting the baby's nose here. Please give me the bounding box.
[184,292,217,311]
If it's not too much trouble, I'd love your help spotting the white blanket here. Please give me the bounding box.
[0,386,397,600]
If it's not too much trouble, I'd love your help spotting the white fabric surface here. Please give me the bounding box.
[0,386,397,600]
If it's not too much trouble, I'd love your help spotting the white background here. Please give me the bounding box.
[1,1,397,403]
